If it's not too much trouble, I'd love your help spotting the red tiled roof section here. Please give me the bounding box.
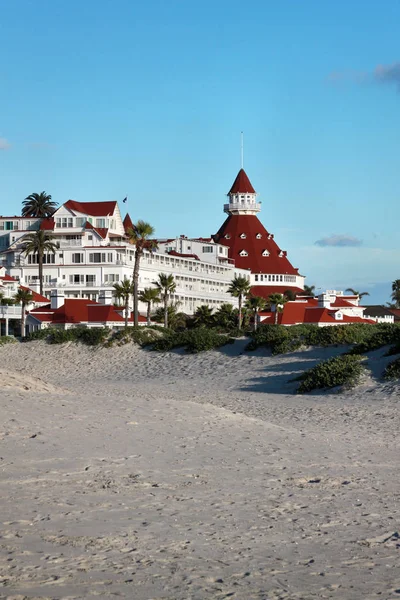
[0,274,17,282]
[21,286,49,303]
[228,169,256,194]
[84,222,108,239]
[214,214,299,275]
[123,213,134,234]
[65,200,117,216]
[40,217,55,231]
[250,285,304,299]
[168,250,200,260]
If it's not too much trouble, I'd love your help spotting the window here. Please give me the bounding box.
[76,218,86,227]
[28,253,55,264]
[256,233,262,239]
[239,250,248,257]
[72,253,84,263]
[89,252,106,263]
[86,275,96,284]
[96,218,106,228]
[279,251,284,257]
[108,253,113,262]
[104,274,119,282]
[70,274,84,284]
[56,217,74,228]
[202,246,213,253]
[255,275,259,281]
[240,233,247,239]
[88,235,93,241]
[224,234,231,239]
[262,249,270,257]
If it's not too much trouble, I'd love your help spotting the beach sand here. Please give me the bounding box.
[0,340,399,599]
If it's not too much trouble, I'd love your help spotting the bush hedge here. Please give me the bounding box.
[247,323,400,355]
[24,326,109,346]
[0,336,17,346]
[383,357,400,379]
[152,328,234,353]
[296,354,365,393]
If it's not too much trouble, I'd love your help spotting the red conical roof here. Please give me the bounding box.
[228,169,256,194]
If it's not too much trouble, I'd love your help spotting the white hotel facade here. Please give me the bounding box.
[0,199,249,314]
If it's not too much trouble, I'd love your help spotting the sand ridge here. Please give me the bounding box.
[0,340,399,599]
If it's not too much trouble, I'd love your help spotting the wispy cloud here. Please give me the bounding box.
[314,234,362,248]
[328,61,400,92]
[0,137,11,150]
[373,62,400,90]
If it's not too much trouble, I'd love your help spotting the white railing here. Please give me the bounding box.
[59,240,83,247]
[224,202,261,213]
[0,306,22,317]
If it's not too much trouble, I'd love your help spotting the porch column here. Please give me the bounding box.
[5,318,9,336]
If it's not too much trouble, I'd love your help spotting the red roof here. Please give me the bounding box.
[40,217,55,231]
[0,274,17,282]
[21,286,49,303]
[123,213,134,234]
[214,215,299,275]
[330,298,358,308]
[260,301,376,326]
[64,200,117,217]
[250,285,304,299]
[28,299,147,325]
[228,169,256,194]
[168,250,200,260]
[84,221,108,239]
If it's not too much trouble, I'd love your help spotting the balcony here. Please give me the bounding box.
[224,201,261,213]
[0,305,22,317]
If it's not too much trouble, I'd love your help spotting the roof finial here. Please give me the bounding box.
[240,131,244,169]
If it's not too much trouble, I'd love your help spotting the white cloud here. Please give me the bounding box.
[0,137,11,150]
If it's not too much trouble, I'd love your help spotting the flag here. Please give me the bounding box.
[123,196,128,203]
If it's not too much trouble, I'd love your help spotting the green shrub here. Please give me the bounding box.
[111,327,163,347]
[246,323,400,355]
[0,336,17,345]
[383,357,400,379]
[296,355,364,393]
[23,329,51,342]
[152,328,234,353]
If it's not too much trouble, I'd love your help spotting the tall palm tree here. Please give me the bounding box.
[193,305,214,328]
[303,284,315,297]
[126,220,157,327]
[268,293,287,325]
[113,279,135,329]
[345,288,370,300]
[227,275,251,330]
[22,230,58,296]
[22,192,57,217]
[391,280,400,309]
[245,295,266,331]
[139,287,161,326]
[284,289,296,301]
[14,287,33,337]
[154,273,176,328]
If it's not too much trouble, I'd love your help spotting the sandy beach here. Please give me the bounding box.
[0,340,399,599]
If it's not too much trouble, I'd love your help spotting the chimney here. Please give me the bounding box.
[50,289,65,310]
[318,293,331,309]
[99,289,113,305]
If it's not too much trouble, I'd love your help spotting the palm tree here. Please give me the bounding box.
[391,280,400,309]
[22,230,58,296]
[245,295,266,331]
[153,304,186,330]
[214,303,236,330]
[284,289,296,301]
[139,287,161,326]
[126,220,157,327]
[113,279,135,329]
[22,192,57,217]
[345,288,370,299]
[154,273,176,328]
[268,293,287,325]
[303,285,315,297]
[193,305,214,328]
[14,288,33,337]
[227,275,251,330]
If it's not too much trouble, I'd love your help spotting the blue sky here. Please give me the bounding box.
[1,0,399,303]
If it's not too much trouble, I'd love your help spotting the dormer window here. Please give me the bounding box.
[268,234,273,239]
[262,249,269,257]
[240,233,247,239]
[239,250,248,257]
[256,233,262,239]
[225,233,231,239]
[278,250,284,257]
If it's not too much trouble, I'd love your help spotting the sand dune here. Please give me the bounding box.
[0,340,399,599]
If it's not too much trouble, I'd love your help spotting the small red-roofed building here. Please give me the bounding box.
[213,169,305,299]
[26,289,147,333]
[259,290,376,327]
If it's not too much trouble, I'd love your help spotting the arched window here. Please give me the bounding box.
[240,233,247,239]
